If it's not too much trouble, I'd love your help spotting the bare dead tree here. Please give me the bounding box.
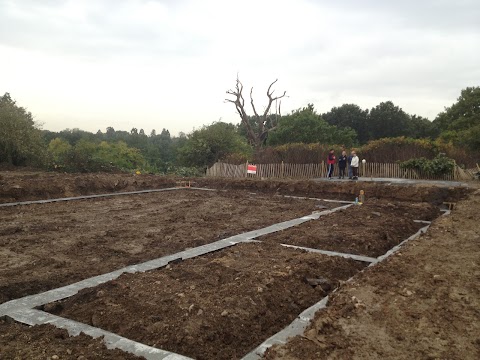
[226,76,286,149]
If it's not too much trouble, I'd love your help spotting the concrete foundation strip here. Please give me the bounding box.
[374,224,430,264]
[0,186,238,208]
[0,187,353,208]
[6,308,193,360]
[414,220,432,224]
[1,187,434,359]
[242,222,434,359]
[0,203,353,316]
[0,187,183,207]
[241,296,330,360]
[279,244,377,263]
[0,201,358,358]
[276,194,354,204]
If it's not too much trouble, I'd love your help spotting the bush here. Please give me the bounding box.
[48,139,145,173]
[254,143,347,164]
[166,166,205,177]
[399,154,455,175]
[359,137,438,162]
[249,137,478,168]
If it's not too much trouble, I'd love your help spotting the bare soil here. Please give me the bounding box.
[0,171,471,204]
[261,200,440,257]
[0,171,177,203]
[194,177,471,204]
[46,242,365,360]
[0,319,143,360]
[0,190,319,303]
[1,171,476,360]
[265,190,480,360]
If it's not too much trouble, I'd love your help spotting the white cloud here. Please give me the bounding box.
[0,0,479,134]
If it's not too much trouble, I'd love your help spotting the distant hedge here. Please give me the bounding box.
[246,137,477,167]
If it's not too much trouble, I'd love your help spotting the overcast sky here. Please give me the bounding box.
[1,0,479,135]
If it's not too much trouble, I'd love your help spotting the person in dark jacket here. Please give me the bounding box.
[338,150,347,179]
[326,149,336,179]
[347,151,354,179]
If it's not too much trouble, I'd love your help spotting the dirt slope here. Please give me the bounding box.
[265,190,480,360]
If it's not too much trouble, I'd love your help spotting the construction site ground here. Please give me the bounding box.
[0,170,478,360]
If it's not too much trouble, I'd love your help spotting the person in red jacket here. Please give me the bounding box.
[326,149,336,179]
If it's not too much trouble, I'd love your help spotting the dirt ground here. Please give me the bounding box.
[0,171,177,203]
[261,200,440,257]
[0,319,143,360]
[194,177,471,204]
[45,242,365,360]
[0,170,471,204]
[1,170,477,360]
[265,190,480,360]
[0,190,320,303]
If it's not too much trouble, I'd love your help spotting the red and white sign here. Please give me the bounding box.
[247,164,257,174]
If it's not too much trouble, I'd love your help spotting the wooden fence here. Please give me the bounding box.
[206,162,476,181]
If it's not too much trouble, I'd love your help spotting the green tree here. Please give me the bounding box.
[268,105,357,147]
[48,138,145,172]
[48,138,72,165]
[57,128,96,145]
[0,93,45,165]
[323,104,368,144]
[407,115,434,139]
[433,86,480,150]
[105,126,116,139]
[367,101,411,140]
[96,141,144,169]
[178,122,252,167]
[144,128,174,172]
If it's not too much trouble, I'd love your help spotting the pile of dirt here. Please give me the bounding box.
[0,320,143,360]
[261,200,440,257]
[264,190,480,360]
[46,243,365,360]
[0,190,318,303]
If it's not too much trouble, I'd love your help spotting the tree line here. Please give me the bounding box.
[0,86,478,173]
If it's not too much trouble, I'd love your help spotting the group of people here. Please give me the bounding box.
[326,149,360,180]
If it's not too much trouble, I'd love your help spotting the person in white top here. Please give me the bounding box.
[350,151,359,180]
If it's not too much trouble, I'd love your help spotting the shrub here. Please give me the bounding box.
[399,154,455,175]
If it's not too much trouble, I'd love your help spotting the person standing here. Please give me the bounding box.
[347,151,354,179]
[326,149,336,179]
[350,151,359,180]
[338,150,347,179]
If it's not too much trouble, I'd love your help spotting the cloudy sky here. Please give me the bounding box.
[1,0,479,135]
